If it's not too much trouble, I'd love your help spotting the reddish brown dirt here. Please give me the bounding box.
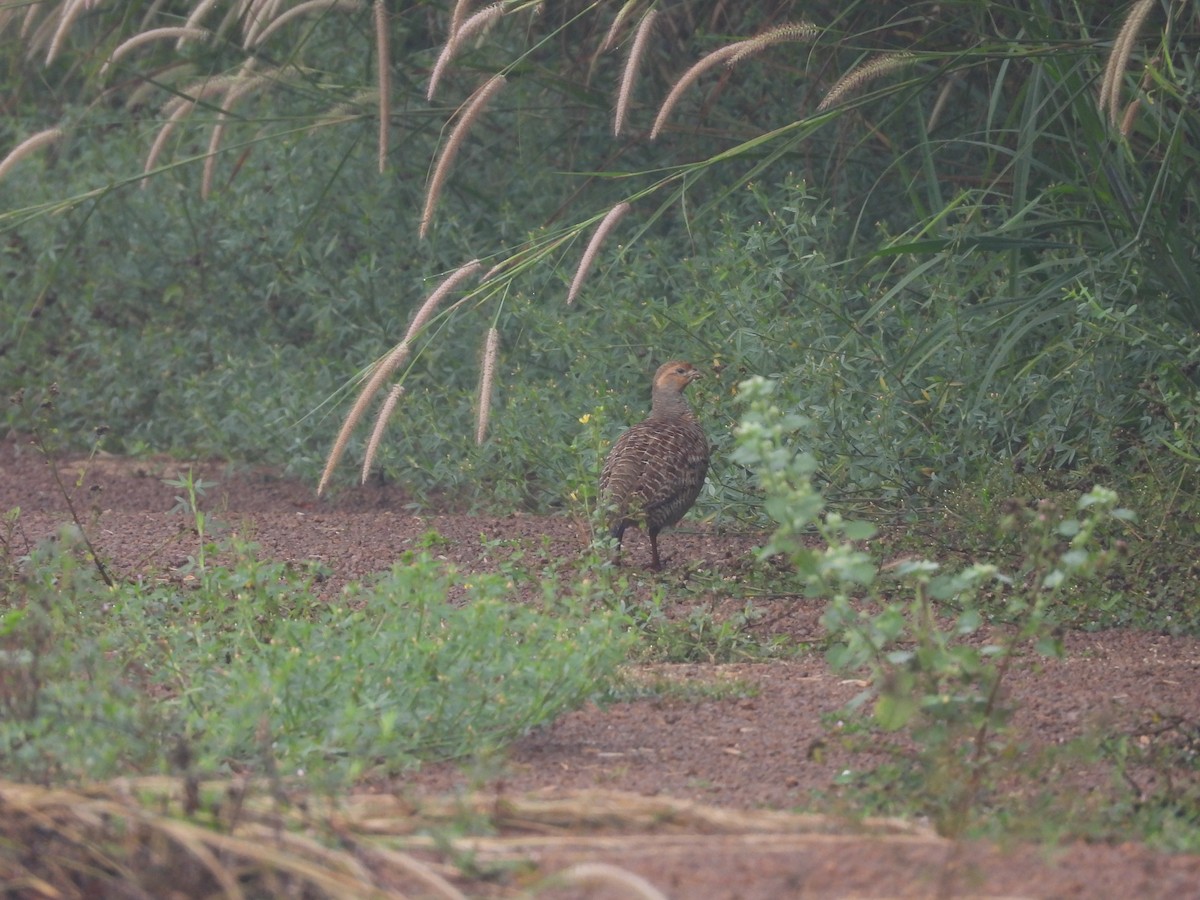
[5,436,1200,898]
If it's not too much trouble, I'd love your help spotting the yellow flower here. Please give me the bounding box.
[579,413,591,424]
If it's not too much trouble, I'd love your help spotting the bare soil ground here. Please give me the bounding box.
[5,436,1200,898]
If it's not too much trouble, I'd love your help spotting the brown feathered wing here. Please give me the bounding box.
[600,417,709,540]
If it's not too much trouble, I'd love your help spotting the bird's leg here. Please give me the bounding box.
[609,522,626,566]
[649,531,662,570]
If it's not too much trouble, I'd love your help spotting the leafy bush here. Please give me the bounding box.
[732,374,1134,834]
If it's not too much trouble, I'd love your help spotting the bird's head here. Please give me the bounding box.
[652,360,702,395]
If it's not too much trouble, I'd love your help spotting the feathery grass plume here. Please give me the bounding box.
[20,2,48,41]
[651,22,819,139]
[724,22,818,67]
[476,327,500,444]
[926,74,959,133]
[567,202,630,304]
[252,0,363,48]
[599,0,640,54]
[0,128,64,184]
[44,0,90,64]
[483,258,511,281]
[143,79,237,183]
[1119,97,1142,138]
[318,259,482,495]
[1100,0,1156,128]
[181,0,224,42]
[449,0,472,38]
[2,1,44,37]
[420,74,506,239]
[202,66,266,200]
[375,0,390,173]
[242,0,285,47]
[101,27,212,77]
[362,383,405,484]
[427,2,505,101]
[651,42,742,140]
[24,9,59,57]
[818,52,916,112]
[614,9,656,137]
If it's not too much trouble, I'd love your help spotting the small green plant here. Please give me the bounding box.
[164,470,220,572]
[733,375,1133,834]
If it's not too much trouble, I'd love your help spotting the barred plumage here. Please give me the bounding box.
[600,360,709,570]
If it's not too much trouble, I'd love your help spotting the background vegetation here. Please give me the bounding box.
[3,0,1200,863]
[2,0,1196,515]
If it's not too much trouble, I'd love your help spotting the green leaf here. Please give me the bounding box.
[842,520,878,541]
[1057,519,1081,538]
[874,692,918,731]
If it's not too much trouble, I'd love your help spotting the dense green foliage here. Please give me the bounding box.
[734,375,1150,838]
[1,1,1197,523]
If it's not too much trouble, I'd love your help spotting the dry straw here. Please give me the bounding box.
[375,0,390,173]
[428,2,506,101]
[476,327,500,444]
[1099,0,1156,129]
[0,128,63,184]
[0,778,940,898]
[554,863,669,900]
[818,52,916,112]
[567,202,631,304]
[614,9,657,137]
[420,74,506,239]
[318,259,482,495]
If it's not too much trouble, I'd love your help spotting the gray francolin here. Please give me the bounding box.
[600,360,710,569]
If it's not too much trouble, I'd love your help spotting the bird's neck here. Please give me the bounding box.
[650,390,695,421]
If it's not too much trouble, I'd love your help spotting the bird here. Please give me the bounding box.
[600,359,710,570]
